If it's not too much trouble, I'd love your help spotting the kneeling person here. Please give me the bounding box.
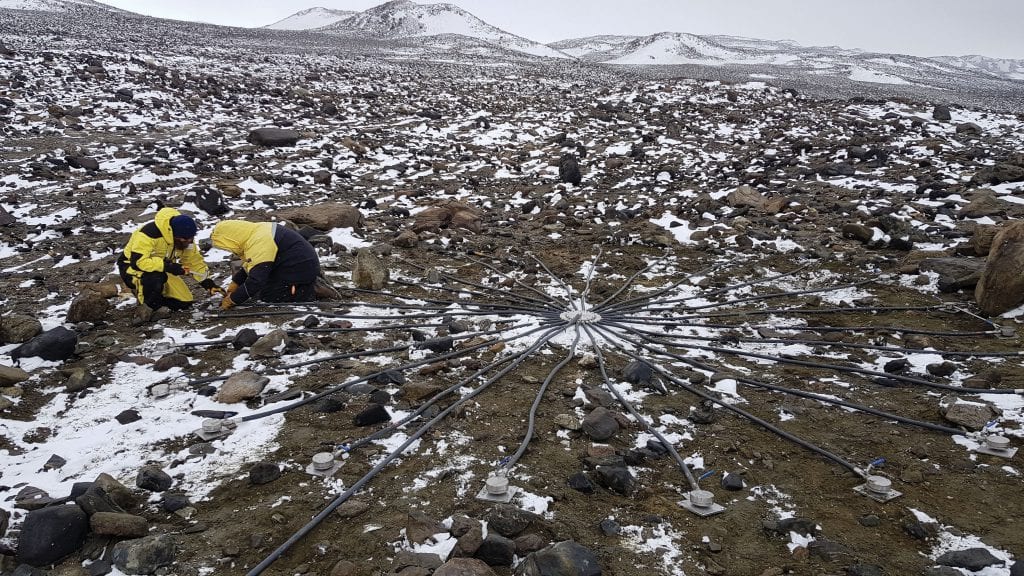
[118,208,218,324]
[211,220,322,309]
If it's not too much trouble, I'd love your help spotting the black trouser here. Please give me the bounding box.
[237,257,318,303]
[118,262,191,311]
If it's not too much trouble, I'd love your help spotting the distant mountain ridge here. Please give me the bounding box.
[550,32,1024,84]
[263,2,1023,83]
[264,6,355,30]
[0,0,118,11]
[316,0,568,59]
[3,0,1022,86]
[931,54,1024,81]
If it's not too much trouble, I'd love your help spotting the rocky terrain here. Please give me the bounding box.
[1,3,1024,576]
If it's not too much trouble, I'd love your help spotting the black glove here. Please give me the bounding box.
[199,278,217,290]
[164,260,186,276]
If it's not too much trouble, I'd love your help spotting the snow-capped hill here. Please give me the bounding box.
[324,0,569,59]
[548,35,639,61]
[264,7,355,30]
[932,54,1024,81]
[709,35,803,52]
[0,0,114,11]
[607,32,743,65]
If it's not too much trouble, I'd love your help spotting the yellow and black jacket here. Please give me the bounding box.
[211,220,319,304]
[118,207,209,304]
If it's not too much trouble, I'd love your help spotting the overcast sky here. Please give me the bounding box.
[99,0,1024,59]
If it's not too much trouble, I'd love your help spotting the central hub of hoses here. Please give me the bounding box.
[560,310,602,324]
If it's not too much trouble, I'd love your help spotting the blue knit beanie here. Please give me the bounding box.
[170,215,198,239]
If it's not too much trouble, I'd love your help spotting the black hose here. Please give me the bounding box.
[601,310,999,338]
[174,322,454,349]
[589,324,863,476]
[590,253,670,311]
[670,354,965,435]
[344,322,570,453]
[461,253,572,308]
[503,333,580,469]
[244,323,567,576]
[187,322,519,388]
[240,321,556,422]
[387,278,564,316]
[603,319,1021,395]
[662,278,878,313]
[601,325,967,435]
[598,262,807,315]
[616,324,1024,358]
[398,256,566,309]
[581,324,700,490]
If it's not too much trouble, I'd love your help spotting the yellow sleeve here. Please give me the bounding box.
[181,244,209,282]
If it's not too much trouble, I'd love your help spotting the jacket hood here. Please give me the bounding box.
[211,220,259,257]
[153,207,183,243]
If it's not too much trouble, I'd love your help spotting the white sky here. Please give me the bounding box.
[98,0,1024,60]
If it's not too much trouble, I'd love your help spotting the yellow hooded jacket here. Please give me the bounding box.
[119,207,209,303]
[209,220,278,273]
[211,220,320,304]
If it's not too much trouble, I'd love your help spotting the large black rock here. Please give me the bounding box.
[595,465,635,496]
[10,326,77,362]
[16,505,89,566]
[558,154,582,185]
[515,540,602,576]
[192,187,228,215]
[354,403,391,426]
[622,360,653,385]
[136,465,173,492]
[112,534,176,574]
[936,548,1003,572]
[247,127,300,147]
[474,533,515,566]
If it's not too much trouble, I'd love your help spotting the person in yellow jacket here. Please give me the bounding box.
[117,208,219,324]
[211,220,323,309]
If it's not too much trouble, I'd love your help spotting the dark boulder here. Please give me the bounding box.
[935,548,1002,571]
[595,465,635,496]
[515,540,601,576]
[581,407,619,441]
[66,290,110,323]
[435,558,498,576]
[136,465,173,492]
[248,127,301,147]
[192,187,228,215]
[484,504,540,538]
[354,403,391,426]
[66,156,100,171]
[621,360,653,386]
[567,472,594,494]
[474,533,515,567]
[10,326,78,362]
[976,221,1024,315]
[931,104,951,122]
[111,534,176,575]
[16,505,89,566]
[558,154,582,185]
